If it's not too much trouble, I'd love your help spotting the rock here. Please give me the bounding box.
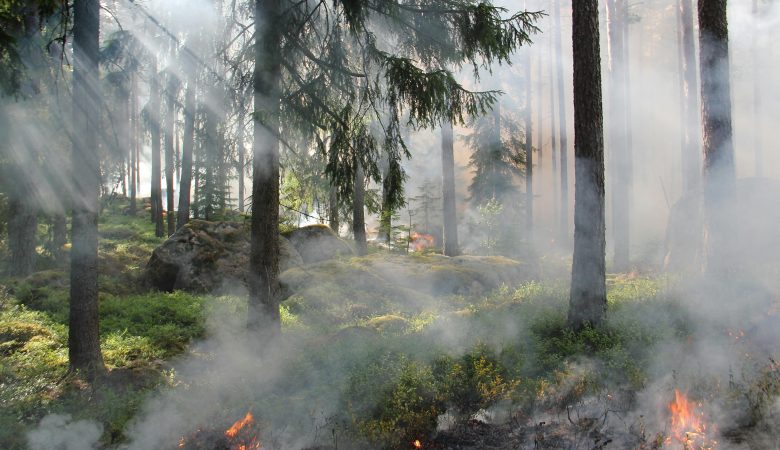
[664,177,780,272]
[282,224,354,264]
[146,220,303,293]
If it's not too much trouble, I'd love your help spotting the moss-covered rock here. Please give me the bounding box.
[282,224,354,264]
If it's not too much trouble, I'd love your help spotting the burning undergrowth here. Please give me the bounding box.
[19,271,775,449]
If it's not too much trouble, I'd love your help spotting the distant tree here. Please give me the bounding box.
[698,0,736,277]
[441,119,460,256]
[568,0,607,329]
[553,0,570,242]
[524,46,534,242]
[606,0,632,271]
[164,50,179,236]
[411,178,442,235]
[464,103,526,206]
[70,0,105,377]
[177,58,196,229]
[148,56,164,237]
[678,0,700,192]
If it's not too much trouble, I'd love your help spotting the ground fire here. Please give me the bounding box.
[667,389,717,449]
[411,232,435,252]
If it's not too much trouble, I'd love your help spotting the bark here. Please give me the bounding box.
[328,184,339,233]
[353,161,368,256]
[150,58,164,237]
[680,0,701,192]
[380,163,392,244]
[698,0,736,277]
[177,71,196,229]
[248,0,282,339]
[441,119,460,256]
[554,0,570,242]
[568,0,607,329]
[236,107,245,213]
[165,68,178,236]
[7,196,37,277]
[70,0,104,377]
[536,44,544,173]
[525,48,534,242]
[607,0,631,271]
[548,19,559,224]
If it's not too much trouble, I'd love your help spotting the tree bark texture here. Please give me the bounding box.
[248,0,282,339]
[165,67,178,237]
[568,0,607,329]
[7,196,37,277]
[353,161,368,256]
[70,0,104,377]
[698,0,736,277]
[441,119,460,257]
[328,184,339,233]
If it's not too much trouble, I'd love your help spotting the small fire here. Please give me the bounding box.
[224,411,261,450]
[411,232,435,252]
[412,439,422,448]
[668,390,717,449]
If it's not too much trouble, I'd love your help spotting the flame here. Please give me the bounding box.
[412,439,422,448]
[224,411,261,450]
[411,232,435,252]
[668,390,717,449]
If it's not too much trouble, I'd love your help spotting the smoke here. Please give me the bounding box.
[26,414,103,450]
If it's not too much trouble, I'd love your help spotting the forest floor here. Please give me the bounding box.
[1,201,779,449]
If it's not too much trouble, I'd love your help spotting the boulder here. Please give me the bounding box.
[282,224,354,264]
[664,177,780,272]
[146,220,303,293]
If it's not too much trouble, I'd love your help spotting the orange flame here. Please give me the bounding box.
[411,232,435,252]
[668,390,717,449]
[412,439,422,448]
[224,411,261,450]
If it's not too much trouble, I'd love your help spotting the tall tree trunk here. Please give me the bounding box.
[380,162,392,245]
[680,0,701,192]
[70,0,104,377]
[353,161,368,256]
[150,58,164,237]
[7,196,37,277]
[607,0,630,271]
[129,73,138,216]
[52,212,67,265]
[165,67,178,236]
[536,43,544,173]
[492,101,501,200]
[548,20,559,227]
[328,184,339,233]
[751,0,762,177]
[441,119,460,256]
[698,0,736,277]
[236,106,245,213]
[177,71,196,229]
[525,47,534,242]
[568,0,607,329]
[554,0,570,242]
[248,0,282,339]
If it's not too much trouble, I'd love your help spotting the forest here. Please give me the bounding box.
[0,0,778,448]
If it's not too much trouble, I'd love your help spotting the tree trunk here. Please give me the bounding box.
[751,0,762,177]
[680,0,701,192]
[380,162,393,245]
[129,73,138,216]
[607,0,630,271]
[70,0,104,377]
[698,0,736,277]
[248,0,282,339]
[548,19,559,227]
[165,67,178,236]
[52,212,67,265]
[568,0,607,329]
[150,58,164,237]
[525,47,534,242]
[177,71,195,230]
[441,119,460,256]
[237,106,245,213]
[329,183,339,233]
[554,0,570,242]
[7,196,37,277]
[353,161,368,256]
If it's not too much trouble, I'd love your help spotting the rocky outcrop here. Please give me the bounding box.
[282,224,354,264]
[146,221,303,293]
